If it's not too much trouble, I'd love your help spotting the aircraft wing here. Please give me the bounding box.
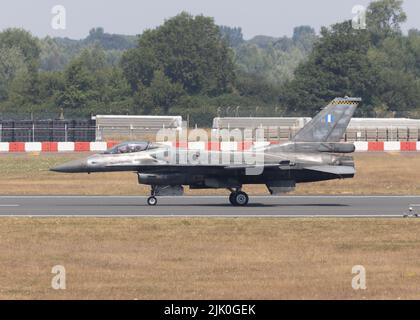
[104,158,354,176]
[103,162,283,172]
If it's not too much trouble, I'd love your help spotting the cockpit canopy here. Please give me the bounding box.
[104,141,160,154]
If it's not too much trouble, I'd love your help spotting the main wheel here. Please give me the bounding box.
[147,196,157,206]
[229,192,237,206]
[229,191,249,206]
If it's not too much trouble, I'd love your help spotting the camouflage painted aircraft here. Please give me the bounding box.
[51,97,361,206]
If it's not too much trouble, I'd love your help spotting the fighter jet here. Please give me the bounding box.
[51,97,361,206]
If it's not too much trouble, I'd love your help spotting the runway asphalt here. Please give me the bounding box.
[0,195,418,217]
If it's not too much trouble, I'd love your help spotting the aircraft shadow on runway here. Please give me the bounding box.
[57,203,349,208]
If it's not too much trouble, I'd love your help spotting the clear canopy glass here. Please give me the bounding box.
[104,141,152,154]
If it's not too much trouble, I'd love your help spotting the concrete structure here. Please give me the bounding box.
[93,115,183,141]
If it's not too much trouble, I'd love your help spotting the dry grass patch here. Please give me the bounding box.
[0,218,419,299]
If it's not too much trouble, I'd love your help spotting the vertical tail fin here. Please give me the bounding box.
[292,97,361,142]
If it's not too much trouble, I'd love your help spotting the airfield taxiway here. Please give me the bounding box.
[0,195,417,217]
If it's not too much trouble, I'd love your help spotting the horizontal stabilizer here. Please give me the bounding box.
[305,165,355,176]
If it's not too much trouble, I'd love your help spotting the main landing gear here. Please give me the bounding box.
[147,186,158,206]
[228,189,249,206]
[147,196,157,206]
[146,186,250,206]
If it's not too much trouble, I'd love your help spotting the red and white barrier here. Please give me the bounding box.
[0,141,419,152]
[24,142,42,152]
[0,142,9,152]
[353,141,419,152]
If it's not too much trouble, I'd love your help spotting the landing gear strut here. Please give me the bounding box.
[147,186,157,206]
[229,189,249,206]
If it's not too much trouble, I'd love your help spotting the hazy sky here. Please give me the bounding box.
[1,0,420,39]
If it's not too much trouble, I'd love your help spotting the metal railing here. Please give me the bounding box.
[0,120,96,142]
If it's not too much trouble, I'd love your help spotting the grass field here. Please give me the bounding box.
[1,152,420,299]
[0,152,420,195]
[0,218,419,299]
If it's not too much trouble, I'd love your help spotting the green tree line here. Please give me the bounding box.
[282,0,420,117]
[1,0,420,125]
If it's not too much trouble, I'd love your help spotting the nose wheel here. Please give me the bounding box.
[229,191,249,206]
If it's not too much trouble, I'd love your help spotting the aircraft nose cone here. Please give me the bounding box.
[50,159,88,173]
